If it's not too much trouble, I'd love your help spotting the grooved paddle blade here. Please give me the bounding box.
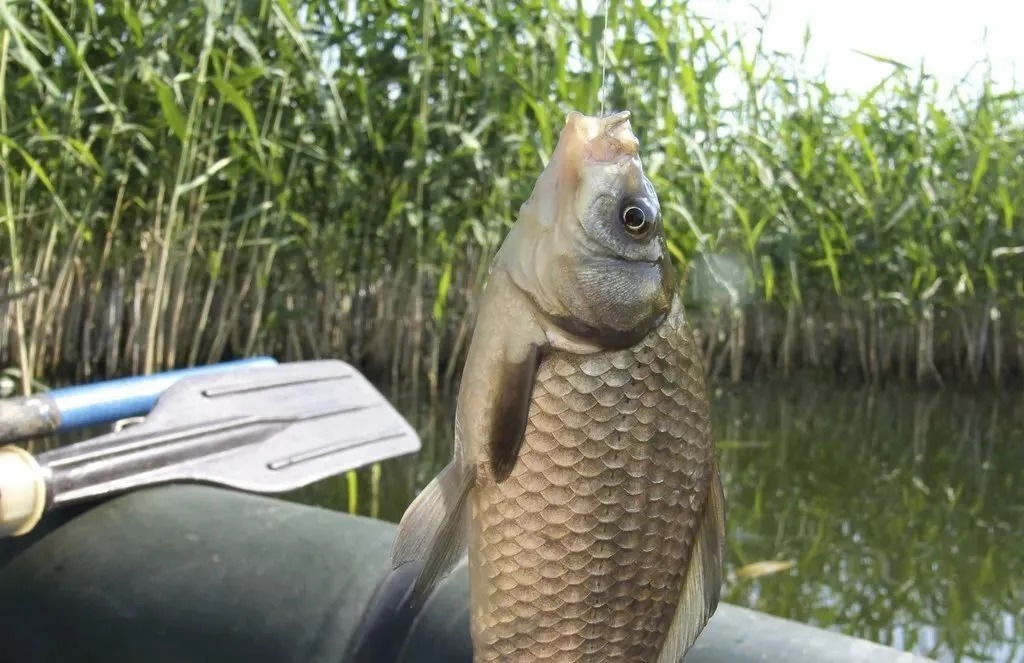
[36,361,421,506]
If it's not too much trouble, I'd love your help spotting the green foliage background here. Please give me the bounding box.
[1,0,1022,389]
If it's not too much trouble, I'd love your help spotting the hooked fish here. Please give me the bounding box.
[391,110,725,662]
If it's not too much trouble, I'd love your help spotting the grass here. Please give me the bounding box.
[0,0,1021,397]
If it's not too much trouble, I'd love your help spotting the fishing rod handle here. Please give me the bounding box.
[0,396,60,444]
[11,356,279,440]
[0,446,47,538]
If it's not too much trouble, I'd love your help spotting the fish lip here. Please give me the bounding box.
[602,110,632,131]
[567,110,641,165]
[583,150,638,167]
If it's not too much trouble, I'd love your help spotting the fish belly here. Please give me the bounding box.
[469,307,714,662]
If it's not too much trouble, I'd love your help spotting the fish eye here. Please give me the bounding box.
[620,202,654,236]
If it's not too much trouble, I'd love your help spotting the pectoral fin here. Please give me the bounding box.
[455,270,547,483]
[656,461,727,663]
[389,269,546,608]
[488,343,541,482]
[390,458,474,610]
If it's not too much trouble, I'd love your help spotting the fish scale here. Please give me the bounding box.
[468,300,714,662]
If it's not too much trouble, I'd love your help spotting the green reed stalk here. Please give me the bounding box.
[0,0,1020,388]
[0,28,31,395]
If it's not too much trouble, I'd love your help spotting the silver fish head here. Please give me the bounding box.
[500,110,676,348]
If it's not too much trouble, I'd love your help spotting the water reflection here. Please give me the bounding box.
[294,382,1023,663]
[708,384,1022,663]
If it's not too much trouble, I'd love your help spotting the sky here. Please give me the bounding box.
[689,0,1022,96]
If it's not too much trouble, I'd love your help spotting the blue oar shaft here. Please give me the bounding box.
[0,357,277,443]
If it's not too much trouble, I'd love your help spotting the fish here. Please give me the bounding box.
[390,109,725,662]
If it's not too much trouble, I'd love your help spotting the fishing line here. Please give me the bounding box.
[598,0,610,116]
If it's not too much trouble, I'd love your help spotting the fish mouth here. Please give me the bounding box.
[564,110,641,165]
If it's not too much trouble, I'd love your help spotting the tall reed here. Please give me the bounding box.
[0,0,1021,397]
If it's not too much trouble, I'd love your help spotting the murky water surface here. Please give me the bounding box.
[35,378,1023,662]
[305,382,1021,663]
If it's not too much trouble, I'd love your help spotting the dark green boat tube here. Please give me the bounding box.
[0,486,933,663]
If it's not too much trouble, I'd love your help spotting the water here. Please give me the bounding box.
[30,373,1023,661]
[704,383,1023,663]
[295,380,1023,663]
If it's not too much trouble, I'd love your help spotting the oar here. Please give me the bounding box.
[0,359,421,538]
[0,357,278,444]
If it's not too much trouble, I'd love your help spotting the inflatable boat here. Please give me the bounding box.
[0,359,934,662]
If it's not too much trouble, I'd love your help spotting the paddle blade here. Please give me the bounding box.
[37,360,421,506]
